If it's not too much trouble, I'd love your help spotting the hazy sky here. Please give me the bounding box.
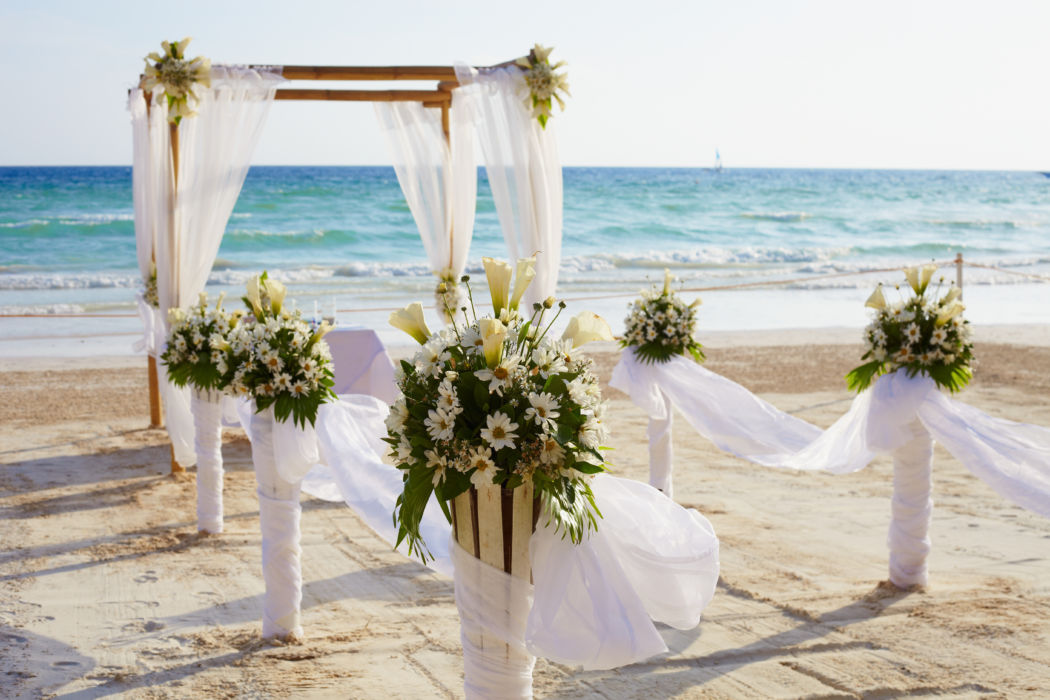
[2,0,1048,169]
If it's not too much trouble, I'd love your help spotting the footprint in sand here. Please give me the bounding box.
[134,570,159,583]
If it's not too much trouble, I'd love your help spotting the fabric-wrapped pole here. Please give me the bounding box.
[889,422,934,588]
[249,408,303,640]
[191,388,224,534]
[452,539,536,699]
[647,391,675,497]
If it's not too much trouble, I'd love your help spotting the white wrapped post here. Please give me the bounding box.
[452,483,537,699]
[647,391,675,498]
[888,421,934,588]
[249,408,304,640]
[191,388,224,534]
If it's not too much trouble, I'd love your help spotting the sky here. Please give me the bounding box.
[1,0,1048,169]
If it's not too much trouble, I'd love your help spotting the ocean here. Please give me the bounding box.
[2,166,1049,355]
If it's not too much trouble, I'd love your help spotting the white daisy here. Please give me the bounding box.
[481,411,519,451]
[467,446,497,487]
[475,355,520,396]
[425,408,455,442]
[524,392,560,430]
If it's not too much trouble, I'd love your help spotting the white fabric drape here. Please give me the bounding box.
[132,293,166,356]
[131,68,283,466]
[646,393,675,497]
[889,425,934,588]
[375,99,476,292]
[454,64,563,309]
[191,389,225,534]
[610,350,823,471]
[249,406,303,640]
[302,395,720,674]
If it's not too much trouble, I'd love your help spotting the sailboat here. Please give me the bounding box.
[703,149,723,174]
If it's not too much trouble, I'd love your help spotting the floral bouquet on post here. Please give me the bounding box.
[162,292,243,392]
[224,272,337,427]
[847,264,974,393]
[621,269,704,364]
[386,256,615,562]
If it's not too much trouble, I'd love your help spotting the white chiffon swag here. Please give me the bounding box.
[299,394,720,686]
[129,66,284,467]
[454,64,563,310]
[375,98,476,300]
[612,349,1050,587]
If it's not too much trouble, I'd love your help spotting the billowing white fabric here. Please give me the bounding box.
[454,64,563,309]
[132,294,166,356]
[133,67,283,464]
[326,327,398,404]
[249,407,303,639]
[375,99,476,292]
[305,396,454,576]
[191,389,224,534]
[158,378,195,467]
[451,540,536,699]
[304,395,720,674]
[646,393,674,497]
[153,66,284,311]
[889,425,933,588]
[610,349,823,468]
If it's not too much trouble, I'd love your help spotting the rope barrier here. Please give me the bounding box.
[1,258,1045,321]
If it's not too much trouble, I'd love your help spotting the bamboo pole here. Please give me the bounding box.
[148,355,162,428]
[275,89,451,102]
[168,120,184,475]
[955,252,964,299]
[143,95,163,430]
[276,65,460,81]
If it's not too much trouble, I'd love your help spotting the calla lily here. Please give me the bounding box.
[389,302,431,344]
[662,268,673,295]
[865,284,887,310]
[904,264,938,295]
[936,300,965,326]
[478,317,506,339]
[264,277,287,315]
[942,286,961,305]
[561,311,614,348]
[309,320,332,349]
[198,291,208,308]
[215,291,226,311]
[167,307,186,325]
[483,257,513,316]
[245,275,264,318]
[482,329,507,368]
[509,257,537,310]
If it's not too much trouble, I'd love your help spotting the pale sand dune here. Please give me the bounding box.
[2,333,1050,698]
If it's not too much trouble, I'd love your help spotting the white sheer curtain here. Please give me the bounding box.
[375,98,476,315]
[454,64,563,310]
[136,66,284,465]
[128,89,166,356]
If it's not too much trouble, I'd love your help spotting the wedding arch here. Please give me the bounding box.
[129,51,566,470]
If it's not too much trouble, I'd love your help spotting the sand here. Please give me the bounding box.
[2,329,1050,698]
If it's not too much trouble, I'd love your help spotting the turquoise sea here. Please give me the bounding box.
[2,166,1049,354]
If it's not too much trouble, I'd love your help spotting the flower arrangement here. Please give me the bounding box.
[515,44,570,129]
[846,265,974,393]
[141,38,211,125]
[162,292,242,392]
[621,269,705,364]
[143,261,159,308]
[224,272,337,427]
[386,257,614,562]
[434,266,464,324]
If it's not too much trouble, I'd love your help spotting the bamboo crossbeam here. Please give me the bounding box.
[275,89,451,102]
[275,65,460,81]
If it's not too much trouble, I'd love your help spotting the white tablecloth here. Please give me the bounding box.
[326,326,398,405]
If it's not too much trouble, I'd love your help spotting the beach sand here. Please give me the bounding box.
[2,328,1050,698]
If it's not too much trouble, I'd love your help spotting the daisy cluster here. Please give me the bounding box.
[141,38,211,125]
[847,265,974,393]
[515,44,569,128]
[142,262,159,308]
[162,293,242,392]
[223,272,336,427]
[386,257,614,562]
[622,269,704,364]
